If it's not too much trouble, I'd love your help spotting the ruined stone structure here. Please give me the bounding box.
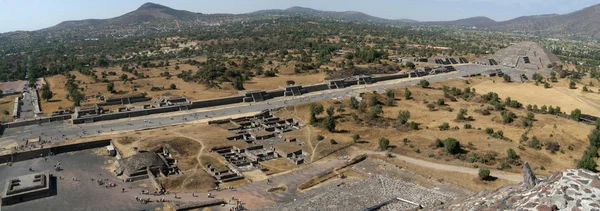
[115,148,179,191]
[1,172,52,206]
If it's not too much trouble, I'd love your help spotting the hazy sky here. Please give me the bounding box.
[0,0,597,33]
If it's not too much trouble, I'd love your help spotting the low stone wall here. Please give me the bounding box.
[372,73,409,82]
[190,96,245,109]
[3,114,71,128]
[0,139,111,164]
[303,84,329,92]
[170,199,226,211]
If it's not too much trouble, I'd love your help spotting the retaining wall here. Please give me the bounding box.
[303,84,329,92]
[3,114,71,128]
[0,139,111,164]
[190,96,245,109]
[372,74,409,82]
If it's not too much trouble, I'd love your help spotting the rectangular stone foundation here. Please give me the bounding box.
[2,172,52,206]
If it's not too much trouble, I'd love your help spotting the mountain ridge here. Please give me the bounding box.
[25,2,600,39]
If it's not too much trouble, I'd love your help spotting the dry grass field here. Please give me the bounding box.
[278,77,596,179]
[0,96,14,122]
[40,58,327,114]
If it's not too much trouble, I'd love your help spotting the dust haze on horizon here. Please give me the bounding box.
[0,0,597,33]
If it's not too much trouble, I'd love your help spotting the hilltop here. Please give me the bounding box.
[28,2,600,39]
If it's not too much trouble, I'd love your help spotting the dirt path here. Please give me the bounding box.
[555,87,600,114]
[363,151,522,182]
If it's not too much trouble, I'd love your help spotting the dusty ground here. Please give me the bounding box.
[0,95,15,122]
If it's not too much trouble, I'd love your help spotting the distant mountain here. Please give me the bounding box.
[249,6,414,23]
[28,2,600,39]
[494,3,600,38]
[45,2,232,32]
[425,16,497,27]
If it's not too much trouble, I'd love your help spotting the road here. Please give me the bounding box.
[0,65,527,148]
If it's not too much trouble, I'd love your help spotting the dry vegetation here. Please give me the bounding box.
[279,77,596,179]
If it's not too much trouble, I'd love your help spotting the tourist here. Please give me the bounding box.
[135,196,139,201]
[122,188,125,193]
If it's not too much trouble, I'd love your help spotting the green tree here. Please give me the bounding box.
[507,148,518,160]
[233,76,245,90]
[439,122,450,131]
[352,134,360,143]
[107,81,115,93]
[309,103,324,124]
[397,110,410,125]
[570,80,577,89]
[479,168,491,180]
[120,74,128,81]
[322,115,336,132]
[379,137,390,150]
[349,97,359,109]
[405,62,416,69]
[404,88,412,100]
[369,105,383,120]
[170,83,177,90]
[419,80,430,88]
[437,98,445,106]
[571,109,582,121]
[577,154,598,172]
[41,84,53,101]
[330,139,338,144]
[443,138,461,154]
[550,71,558,82]
[370,95,378,106]
[326,106,335,117]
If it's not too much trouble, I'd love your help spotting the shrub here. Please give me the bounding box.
[498,161,511,170]
[419,80,430,88]
[402,138,411,145]
[349,97,359,109]
[468,153,479,163]
[439,122,450,131]
[404,88,412,100]
[408,121,419,130]
[479,168,491,180]
[437,98,445,106]
[330,139,338,144]
[379,137,390,151]
[577,154,598,172]
[370,95,378,106]
[352,134,360,143]
[316,135,324,141]
[569,80,577,89]
[464,124,472,129]
[571,109,582,121]
[545,141,560,153]
[397,110,411,125]
[322,116,336,132]
[507,148,518,160]
[351,113,359,122]
[501,111,517,123]
[434,138,444,148]
[369,105,383,120]
[485,128,494,135]
[443,138,461,154]
[170,83,177,90]
[528,136,541,150]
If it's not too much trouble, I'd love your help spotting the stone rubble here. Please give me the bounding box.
[439,169,600,211]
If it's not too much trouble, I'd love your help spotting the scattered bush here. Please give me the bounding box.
[316,135,324,141]
[330,139,338,145]
[379,137,390,151]
[479,168,491,180]
[443,138,461,154]
[439,122,450,131]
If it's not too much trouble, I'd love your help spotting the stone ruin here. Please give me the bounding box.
[1,172,52,206]
[115,147,180,192]
[206,110,309,182]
